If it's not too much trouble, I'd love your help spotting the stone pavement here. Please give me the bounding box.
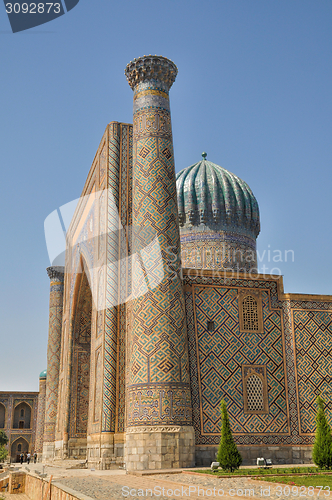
[1,463,323,500]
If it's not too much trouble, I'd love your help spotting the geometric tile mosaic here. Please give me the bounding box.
[103,122,133,433]
[69,271,92,438]
[192,285,288,441]
[293,309,332,434]
[184,271,332,447]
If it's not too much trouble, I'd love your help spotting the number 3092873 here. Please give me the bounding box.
[5,3,61,14]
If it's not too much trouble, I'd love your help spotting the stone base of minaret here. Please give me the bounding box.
[125,426,195,471]
[87,433,123,470]
[42,442,55,460]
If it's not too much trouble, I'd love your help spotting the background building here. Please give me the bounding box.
[0,389,40,462]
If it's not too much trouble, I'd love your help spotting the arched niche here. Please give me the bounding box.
[242,365,269,414]
[11,437,29,462]
[12,402,32,429]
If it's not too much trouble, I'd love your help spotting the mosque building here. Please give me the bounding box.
[3,55,332,470]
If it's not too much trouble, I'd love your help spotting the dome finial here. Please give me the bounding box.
[202,152,207,159]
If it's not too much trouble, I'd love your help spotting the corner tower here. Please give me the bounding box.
[125,55,195,471]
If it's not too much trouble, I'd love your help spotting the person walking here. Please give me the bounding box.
[26,452,31,464]
[20,453,23,465]
[33,452,37,464]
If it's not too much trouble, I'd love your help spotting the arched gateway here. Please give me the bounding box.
[11,437,29,462]
[67,268,92,457]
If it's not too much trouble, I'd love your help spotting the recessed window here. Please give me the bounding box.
[242,365,269,414]
[238,290,264,333]
[13,403,31,429]
[17,444,22,452]
[247,374,264,411]
[242,296,259,331]
[207,321,215,332]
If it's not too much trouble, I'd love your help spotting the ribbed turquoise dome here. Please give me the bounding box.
[176,155,260,237]
[39,369,47,379]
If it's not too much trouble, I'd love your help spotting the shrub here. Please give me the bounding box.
[217,399,242,472]
[312,395,332,469]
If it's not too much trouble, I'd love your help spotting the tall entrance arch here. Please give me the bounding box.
[11,437,29,462]
[68,267,92,458]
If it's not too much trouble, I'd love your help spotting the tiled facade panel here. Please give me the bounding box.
[293,308,332,434]
[190,285,287,443]
[104,122,133,434]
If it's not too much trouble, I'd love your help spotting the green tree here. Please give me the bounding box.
[0,430,8,447]
[312,395,332,469]
[217,399,242,472]
[0,446,8,463]
[0,430,8,464]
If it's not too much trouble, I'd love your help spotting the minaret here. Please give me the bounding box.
[43,266,64,460]
[125,55,195,470]
[35,370,47,458]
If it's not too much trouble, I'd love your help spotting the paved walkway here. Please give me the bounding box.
[1,463,322,500]
[56,472,325,500]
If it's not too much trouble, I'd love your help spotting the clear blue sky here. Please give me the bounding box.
[1,0,331,391]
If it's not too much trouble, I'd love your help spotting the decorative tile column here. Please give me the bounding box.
[35,370,47,457]
[124,55,195,471]
[43,266,64,460]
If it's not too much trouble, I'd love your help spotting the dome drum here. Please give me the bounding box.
[180,229,258,272]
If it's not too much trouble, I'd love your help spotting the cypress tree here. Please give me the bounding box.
[312,395,332,469]
[217,399,242,472]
